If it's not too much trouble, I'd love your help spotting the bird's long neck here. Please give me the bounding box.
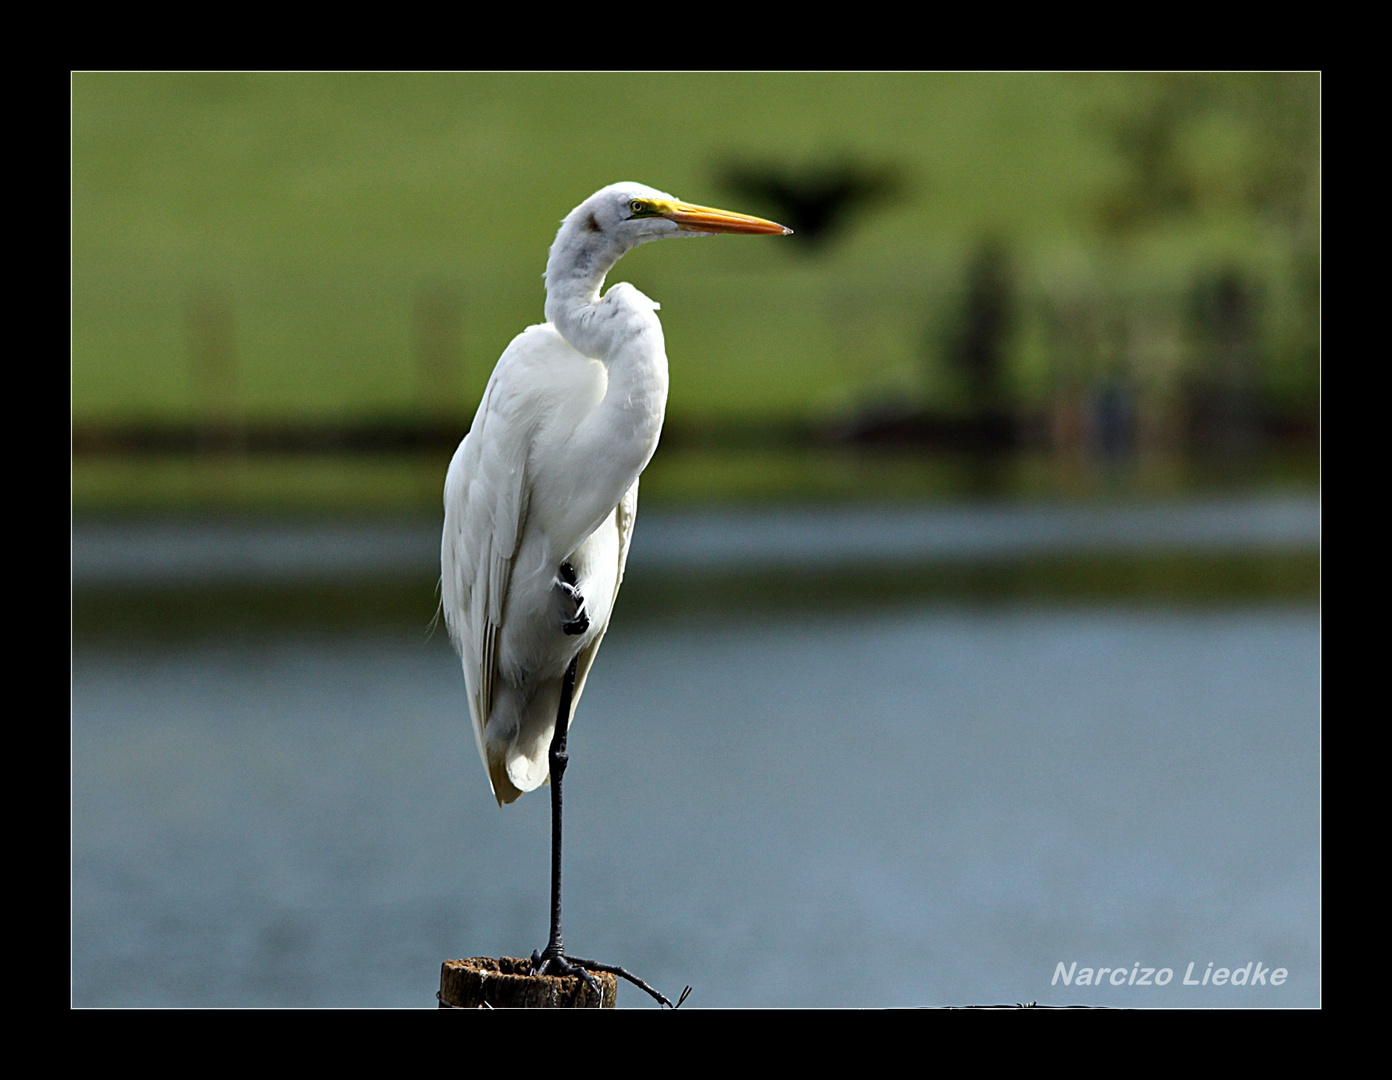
[543,215,668,421]
[537,215,670,548]
[542,218,628,342]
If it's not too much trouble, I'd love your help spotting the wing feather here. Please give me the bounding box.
[442,353,534,790]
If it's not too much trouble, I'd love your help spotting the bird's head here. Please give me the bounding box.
[545,183,790,317]
[563,182,792,250]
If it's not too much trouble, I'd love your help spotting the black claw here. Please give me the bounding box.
[529,946,675,1008]
[531,948,604,1001]
[566,955,677,1008]
[556,562,590,635]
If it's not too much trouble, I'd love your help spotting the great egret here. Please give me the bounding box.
[441,182,790,1004]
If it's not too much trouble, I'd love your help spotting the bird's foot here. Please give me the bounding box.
[530,946,604,1000]
[555,562,590,636]
[530,947,686,1008]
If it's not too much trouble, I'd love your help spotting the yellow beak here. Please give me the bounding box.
[660,200,792,236]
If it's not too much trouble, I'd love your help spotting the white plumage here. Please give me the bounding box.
[442,182,790,806]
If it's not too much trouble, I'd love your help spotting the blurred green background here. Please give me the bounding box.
[72,72,1318,514]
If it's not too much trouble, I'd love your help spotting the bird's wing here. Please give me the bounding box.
[569,478,639,714]
[441,354,533,779]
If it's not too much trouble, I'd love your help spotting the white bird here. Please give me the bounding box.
[441,182,789,1003]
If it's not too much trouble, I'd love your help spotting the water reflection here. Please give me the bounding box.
[72,496,1318,586]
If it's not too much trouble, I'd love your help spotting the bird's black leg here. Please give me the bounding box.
[530,654,681,1008]
[532,655,589,986]
[555,562,589,636]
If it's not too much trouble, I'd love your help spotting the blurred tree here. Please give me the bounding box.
[1099,73,1319,237]
[187,284,242,454]
[1097,73,1319,438]
[948,239,1015,417]
[719,159,904,251]
[413,279,467,425]
[1186,266,1262,454]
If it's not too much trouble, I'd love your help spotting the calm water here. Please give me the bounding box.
[72,604,1319,1007]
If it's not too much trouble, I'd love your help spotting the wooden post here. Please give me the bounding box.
[439,957,617,1009]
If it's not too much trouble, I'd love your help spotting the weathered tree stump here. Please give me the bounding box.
[439,957,617,1008]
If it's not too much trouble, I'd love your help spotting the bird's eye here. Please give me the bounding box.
[628,199,645,215]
